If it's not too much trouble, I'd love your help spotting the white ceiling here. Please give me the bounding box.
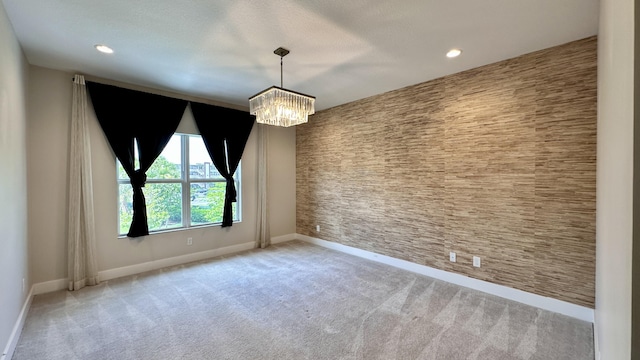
[2,0,598,111]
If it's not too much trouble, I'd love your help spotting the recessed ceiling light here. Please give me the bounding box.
[95,44,114,54]
[446,48,462,58]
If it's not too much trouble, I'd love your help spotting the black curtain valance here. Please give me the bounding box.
[86,81,188,237]
[190,102,255,227]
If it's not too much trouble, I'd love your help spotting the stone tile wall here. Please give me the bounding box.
[297,37,597,307]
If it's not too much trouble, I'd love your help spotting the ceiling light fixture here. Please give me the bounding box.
[446,48,462,58]
[95,44,114,54]
[249,47,315,127]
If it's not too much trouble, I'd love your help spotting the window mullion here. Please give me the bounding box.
[190,179,226,183]
[182,134,190,229]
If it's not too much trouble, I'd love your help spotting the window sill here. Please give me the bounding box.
[117,220,242,239]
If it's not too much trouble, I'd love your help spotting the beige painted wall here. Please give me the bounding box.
[267,126,296,236]
[27,67,71,284]
[595,0,635,358]
[0,1,29,353]
[27,66,296,284]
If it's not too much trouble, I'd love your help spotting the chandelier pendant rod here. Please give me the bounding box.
[273,47,289,89]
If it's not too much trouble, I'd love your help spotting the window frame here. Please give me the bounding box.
[116,133,241,236]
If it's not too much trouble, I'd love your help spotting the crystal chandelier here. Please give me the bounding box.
[249,47,315,127]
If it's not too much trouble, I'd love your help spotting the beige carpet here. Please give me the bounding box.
[13,241,593,359]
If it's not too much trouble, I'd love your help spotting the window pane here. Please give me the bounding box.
[190,182,238,225]
[189,136,222,179]
[117,161,128,180]
[118,184,133,234]
[147,135,182,180]
[119,183,183,234]
[145,183,183,231]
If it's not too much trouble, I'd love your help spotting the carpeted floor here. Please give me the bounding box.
[13,241,594,360]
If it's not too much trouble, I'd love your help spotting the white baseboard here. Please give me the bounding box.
[1,286,34,360]
[296,234,595,323]
[32,278,68,295]
[99,241,255,281]
[31,241,256,295]
[271,233,297,244]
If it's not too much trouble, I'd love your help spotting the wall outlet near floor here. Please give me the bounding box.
[22,278,25,293]
[449,252,456,262]
[187,237,193,246]
[473,256,481,267]
[316,225,320,232]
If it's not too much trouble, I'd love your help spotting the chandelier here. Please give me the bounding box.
[249,47,315,127]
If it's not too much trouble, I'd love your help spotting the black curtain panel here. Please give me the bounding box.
[87,81,188,237]
[190,102,255,227]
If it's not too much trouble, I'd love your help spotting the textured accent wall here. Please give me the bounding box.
[296,37,597,308]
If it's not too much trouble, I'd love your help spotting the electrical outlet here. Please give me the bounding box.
[22,278,25,293]
[449,252,456,262]
[316,225,320,232]
[187,237,193,246]
[473,256,481,268]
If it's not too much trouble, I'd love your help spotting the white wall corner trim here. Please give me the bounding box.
[31,241,256,295]
[271,233,297,244]
[1,287,34,360]
[593,316,601,360]
[296,234,595,323]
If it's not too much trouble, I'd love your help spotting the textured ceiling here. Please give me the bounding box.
[2,0,598,111]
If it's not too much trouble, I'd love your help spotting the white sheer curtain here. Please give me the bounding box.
[256,124,270,248]
[68,75,99,291]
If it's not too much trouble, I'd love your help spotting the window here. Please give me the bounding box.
[117,134,240,235]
